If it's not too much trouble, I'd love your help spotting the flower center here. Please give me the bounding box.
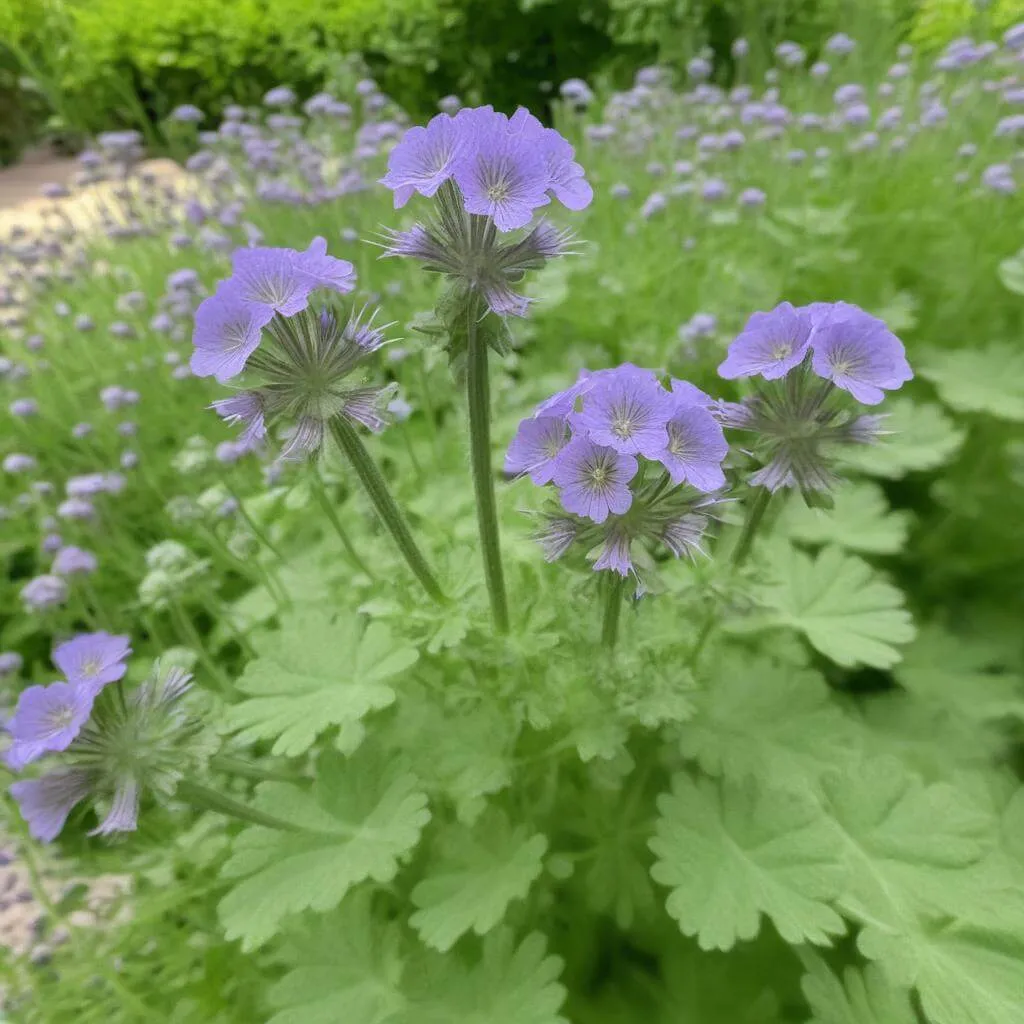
[486,179,512,204]
[80,657,101,678]
[611,410,636,440]
[668,426,691,458]
[771,342,792,360]
[47,704,75,733]
[587,463,611,490]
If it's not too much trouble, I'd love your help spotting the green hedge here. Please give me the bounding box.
[2,0,1018,165]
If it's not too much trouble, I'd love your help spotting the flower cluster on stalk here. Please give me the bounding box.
[379,105,593,346]
[190,237,396,459]
[717,300,912,499]
[4,632,205,841]
[507,364,729,592]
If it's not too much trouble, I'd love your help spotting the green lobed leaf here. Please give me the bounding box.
[410,811,548,952]
[799,953,916,1024]
[649,775,847,951]
[745,544,916,669]
[218,749,430,950]
[679,655,861,796]
[919,344,1024,422]
[267,893,405,1024]
[222,612,417,758]
[779,482,912,555]
[894,624,1024,723]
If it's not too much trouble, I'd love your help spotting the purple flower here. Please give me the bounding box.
[516,111,593,212]
[263,86,295,107]
[551,437,638,524]
[572,368,671,458]
[594,528,634,576]
[228,236,356,319]
[379,113,465,207]
[809,303,912,404]
[534,370,596,419]
[170,104,204,123]
[52,634,128,697]
[719,302,815,380]
[20,575,68,611]
[5,682,95,769]
[9,771,92,842]
[505,416,571,484]
[57,498,95,520]
[982,163,1016,194]
[1005,22,1024,51]
[190,289,265,382]
[211,393,267,445]
[738,187,766,208]
[995,114,1024,137]
[661,514,709,559]
[536,518,578,561]
[3,454,36,473]
[655,402,728,492]
[825,33,856,55]
[52,546,98,576]
[453,112,551,232]
[10,399,37,418]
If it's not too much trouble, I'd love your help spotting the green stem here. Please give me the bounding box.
[310,470,375,580]
[175,780,301,832]
[689,487,775,667]
[170,600,231,692]
[601,577,625,649]
[209,754,298,784]
[328,417,445,603]
[731,487,773,567]
[466,303,510,633]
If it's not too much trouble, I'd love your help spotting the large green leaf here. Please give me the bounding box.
[218,749,430,950]
[745,544,915,669]
[919,345,1024,422]
[779,482,912,555]
[223,612,417,757]
[800,953,916,1024]
[650,775,846,951]
[679,656,860,796]
[410,811,548,952]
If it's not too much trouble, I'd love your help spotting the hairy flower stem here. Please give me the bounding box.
[328,416,446,604]
[176,780,302,832]
[309,470,376,581]
[689,488,774,667]
[209,754,298,783]
[602,577,626,649]
[731,487,773,568]
[466,299,510,633]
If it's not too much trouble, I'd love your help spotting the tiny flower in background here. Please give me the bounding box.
[3,453,37,474]
[52,546,99,577]
[20,575,69,612]
[169,104,204,124]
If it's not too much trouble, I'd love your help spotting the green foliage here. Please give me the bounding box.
[4,14,1024,1024]
[218,748,431,950]
[223,611,417,757]
[740,544,916,669]
[650,775,847,950]
[410,811,548,951]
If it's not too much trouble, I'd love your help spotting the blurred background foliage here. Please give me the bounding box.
[0,0,1022,164]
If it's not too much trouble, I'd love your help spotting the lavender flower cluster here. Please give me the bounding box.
[4,633,197,841]
[380,105,592,230]
[507,365,728,581]
[509,299,912,583]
